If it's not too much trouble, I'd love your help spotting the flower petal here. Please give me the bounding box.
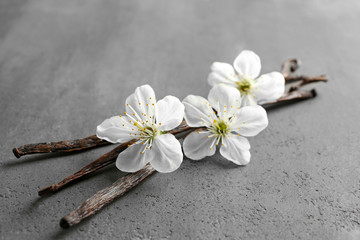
[231,105,268,137]
[125,93,142,118]
[116,141,153,172]
[183,95,217,127]
[96,116,134,143]
[208,72,237,87]
[241,95,257,107]
[233,50,261,79]
[208,62,237,87]
[220,135,251,165]
[211,62,236,78]
[208,84,241,119]
[150,134,183,173]
[254,72,285,103]
[126,85,157,121]
[183,130,216,160]
[155,96,184,131]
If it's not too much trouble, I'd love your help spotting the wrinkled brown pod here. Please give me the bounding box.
[13,135,110,158]
[38,139,136,196]
[60,164,156,228]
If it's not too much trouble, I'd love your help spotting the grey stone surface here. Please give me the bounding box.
[0,0,359,239]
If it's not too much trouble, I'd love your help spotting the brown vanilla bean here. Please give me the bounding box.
[263,89,317,106]
[279,89,317,102]
[60,163,156,228]
[281,58,327,85]
[13,135,110,158]
[38,123,192,195]
[285,75,327,85]
[14,121,190,159]
[38,139,136,196]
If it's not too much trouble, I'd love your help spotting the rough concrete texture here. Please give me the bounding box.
[0,0,359,239]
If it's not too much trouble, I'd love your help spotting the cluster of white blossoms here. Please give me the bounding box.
[97,50,284,173]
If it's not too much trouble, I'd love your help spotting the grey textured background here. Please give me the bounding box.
[1,0,359,239]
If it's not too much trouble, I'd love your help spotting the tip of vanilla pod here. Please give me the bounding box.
[60,218,71,229]
[311,89,317,98]
[12,148,21,158]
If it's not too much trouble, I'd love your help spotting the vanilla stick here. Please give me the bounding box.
[60,164,156,228]
[38,140,136,196]
[13,135,110,158]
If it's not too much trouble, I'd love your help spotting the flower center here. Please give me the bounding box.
[236,77,254,95]
[134,122,160,142]
[124,100,161,155]
[132,122,162,154]
[211,119,230,138]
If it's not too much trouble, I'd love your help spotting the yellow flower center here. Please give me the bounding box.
[211,119,230,138]
[236,77,255,95]
[134,122,160,143]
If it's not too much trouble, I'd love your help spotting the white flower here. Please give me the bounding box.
[182,84,268,165]
[208,50,285,106]
[96,85,185,173]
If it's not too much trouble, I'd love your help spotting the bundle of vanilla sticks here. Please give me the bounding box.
[12,58,327,228]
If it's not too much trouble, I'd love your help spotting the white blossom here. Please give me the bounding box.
[97,85,184,173]
[208,50,285,106]
[183,85,268,165]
